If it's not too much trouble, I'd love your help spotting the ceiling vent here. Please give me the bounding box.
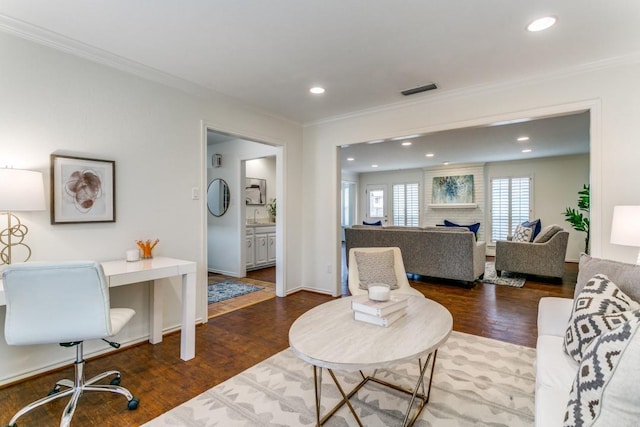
[401,83,438,96]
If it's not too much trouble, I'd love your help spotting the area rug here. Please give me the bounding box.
[142,330,535,426]
[480,262,526,288]
[207,281,264,304]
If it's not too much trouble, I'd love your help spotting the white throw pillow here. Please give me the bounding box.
[564,274,640,362]
[564,309,640,427]
[354,250,398,290]
[512,224,534,242]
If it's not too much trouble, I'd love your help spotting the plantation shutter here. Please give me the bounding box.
[393,183,419,226]
[491,176,531,242]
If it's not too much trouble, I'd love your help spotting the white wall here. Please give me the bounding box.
[0,31,302,384]
[304,59,640,295]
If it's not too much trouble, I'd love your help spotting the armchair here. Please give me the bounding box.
[495,228,569,279]
[348,247,423,297]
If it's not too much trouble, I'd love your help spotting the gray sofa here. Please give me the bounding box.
[345,225,486,285]
[495,227,569,279]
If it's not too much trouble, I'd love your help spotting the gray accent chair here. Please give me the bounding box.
[495,230,569,279]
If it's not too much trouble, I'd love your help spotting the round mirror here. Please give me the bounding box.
[207,178,230,217]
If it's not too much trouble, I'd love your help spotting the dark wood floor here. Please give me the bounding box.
[0,262,576,426]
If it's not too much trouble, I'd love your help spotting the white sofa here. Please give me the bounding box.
[535,254,640,426]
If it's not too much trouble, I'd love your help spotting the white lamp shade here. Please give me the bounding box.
[610,205,640,247]
[0,168,46,211]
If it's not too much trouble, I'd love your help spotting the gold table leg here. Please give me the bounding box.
[312,349,439,427]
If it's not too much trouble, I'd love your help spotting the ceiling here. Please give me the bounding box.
[1,1,639,125]
[341,111,590,173]
[0,2,635,171]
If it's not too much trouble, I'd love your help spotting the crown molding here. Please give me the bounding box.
[306,51,640,127]
[0,14,300,127]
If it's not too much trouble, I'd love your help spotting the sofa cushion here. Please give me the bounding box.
[353,249,398,290]
[513,223,534,242]
[564,274,640,362]
[363,220,382,226]
[523,218,542,240]
[575,254,640,301]
[563,309,640,426]
[536,335,578,427]
[533,224,563,243]
[443,219,480,238]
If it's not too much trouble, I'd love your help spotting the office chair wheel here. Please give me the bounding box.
[47,384,61,396]
[110,376,121,386]
[128,397,140,410]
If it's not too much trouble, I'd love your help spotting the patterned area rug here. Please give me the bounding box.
[143,331,535,426]
[480,262,526,288]
[207,281,263,304]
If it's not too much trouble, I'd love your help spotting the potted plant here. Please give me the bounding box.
[563,184,590,253]
[267,198,276,221]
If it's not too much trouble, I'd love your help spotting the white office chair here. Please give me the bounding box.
[348,247,424,297]
[2,261,139,427]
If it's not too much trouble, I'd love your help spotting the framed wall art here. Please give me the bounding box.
[245,177,266,205]
[432,174,474,204]
[50,154,116,224]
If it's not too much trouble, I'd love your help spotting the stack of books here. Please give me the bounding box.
[351,295,409,327]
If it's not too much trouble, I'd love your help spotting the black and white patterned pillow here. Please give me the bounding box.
[564,274,640,362]
[512,224,534,242]
[564,309,640,427]
[354,250,398,290]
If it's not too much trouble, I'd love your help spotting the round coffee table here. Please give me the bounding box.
[289,295,452,426]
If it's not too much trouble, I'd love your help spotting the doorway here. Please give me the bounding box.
[203,127,284,318]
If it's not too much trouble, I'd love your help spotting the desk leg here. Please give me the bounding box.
[149,280,163,344]
[180,271,196,361]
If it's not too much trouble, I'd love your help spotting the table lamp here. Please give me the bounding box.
[0,168,46,265]
[610,205,640,265]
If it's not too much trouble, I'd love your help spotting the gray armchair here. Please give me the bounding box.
[495,229,569,279]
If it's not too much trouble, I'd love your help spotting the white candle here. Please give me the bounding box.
[126,249,140,262]
[368,285,390,302]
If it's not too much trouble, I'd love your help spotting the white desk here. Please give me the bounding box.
[0,256,197,361]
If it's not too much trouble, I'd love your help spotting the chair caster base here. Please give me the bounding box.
[128,397,140,410]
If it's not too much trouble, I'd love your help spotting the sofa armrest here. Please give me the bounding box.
[473,241,486,278]
[537,297,573,337]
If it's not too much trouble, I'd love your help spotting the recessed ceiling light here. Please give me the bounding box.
[425,153,434,157]
[443,162,450,166]
[401,142,412,146]
[367,139,384,144]
[309,86,325,94]
[517,136,530,142]
[522,149,532,153]
[346,157,354,161]
[527,16,557,32]
[371,164,379,168]
[391,134,421,141]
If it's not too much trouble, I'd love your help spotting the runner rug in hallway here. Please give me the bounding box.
[143,331,535,426]
[207,281,264,304]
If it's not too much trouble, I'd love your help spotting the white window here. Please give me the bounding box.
[392,183,419,226]
[490,176,531,242]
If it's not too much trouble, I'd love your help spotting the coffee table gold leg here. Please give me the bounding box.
[313,366,322,426]
[327,368,364,427]
[402,350,438,427]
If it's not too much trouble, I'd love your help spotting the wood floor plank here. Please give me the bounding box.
[0,263,575,426]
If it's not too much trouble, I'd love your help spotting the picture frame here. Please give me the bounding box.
[245,177,266,205]
[50,154,116,224]
[432,174,474,204]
